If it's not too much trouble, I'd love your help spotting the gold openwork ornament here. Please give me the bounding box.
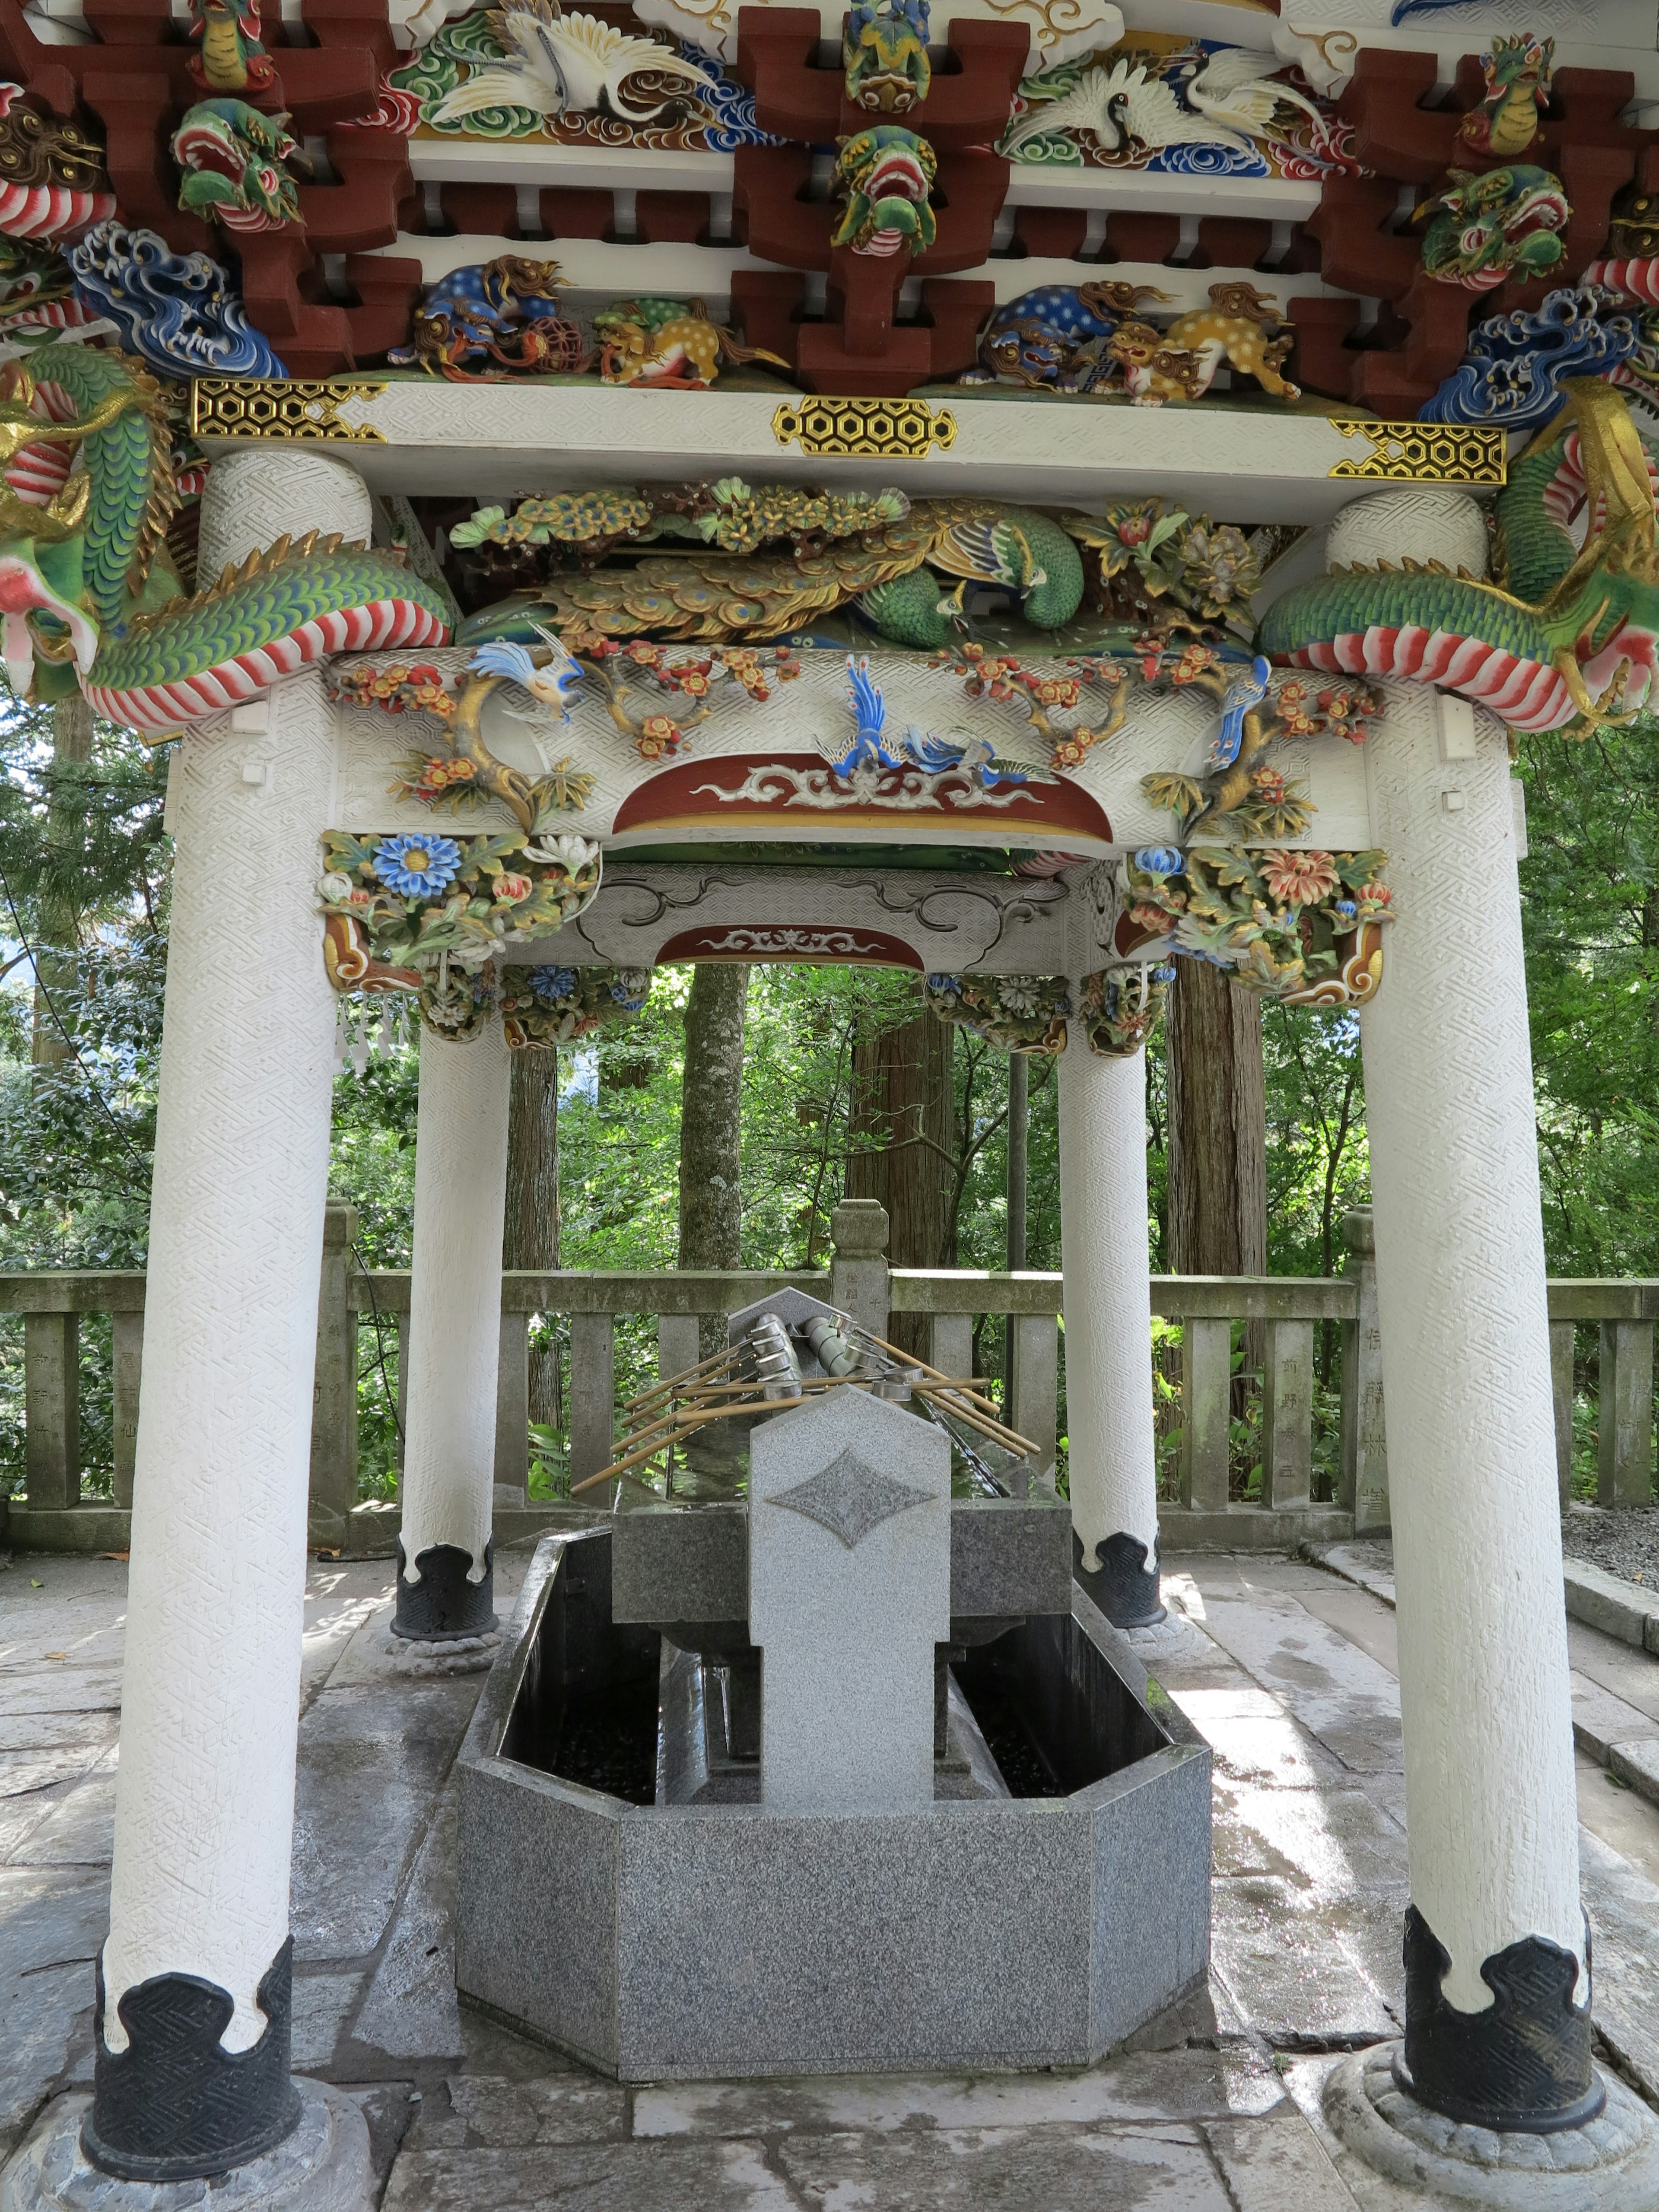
[1329,421,1506,485]
[188,380,389,443]
[771,397,957,459]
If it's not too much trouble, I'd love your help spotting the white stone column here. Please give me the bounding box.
[1341,487,1591,2133]
[83,448,377,2187]
[395,1017,512,1640]
[1058,1038,1163,1626]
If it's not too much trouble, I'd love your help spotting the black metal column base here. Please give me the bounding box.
[84,1938,302,2182]
[393,1538,497,1642]
[1401,1902,1603,2133]
[1074,1529,1166,1628]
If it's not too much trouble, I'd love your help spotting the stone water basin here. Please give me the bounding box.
[456,1526,1211,2080]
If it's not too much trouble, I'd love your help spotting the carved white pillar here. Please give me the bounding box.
[73,452,375,2190]
[1058,1038,1162,1626]
[1340,487,1590,2133]
[395,1017,512,1640]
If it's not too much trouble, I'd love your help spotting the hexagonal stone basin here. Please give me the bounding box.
[457,1529,1211,2080]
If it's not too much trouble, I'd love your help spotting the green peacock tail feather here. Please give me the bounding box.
[1017,512,1085,629]
[87,547,453,691]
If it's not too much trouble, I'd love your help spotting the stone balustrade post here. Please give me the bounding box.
[86,448,378,2194]
[494,1306,530,1506]
[23,1311,78,1510]
[308,1198,359,1528]
[1338,1208,1389,1533]
[1597,1317,1655,1508]
[396,1019,512,1642]
[830,1198,889,1343]
[110,1303,143,1513]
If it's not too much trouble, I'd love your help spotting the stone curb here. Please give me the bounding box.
[1560,1558,1659,1655]
[1303,1542,1659,1818]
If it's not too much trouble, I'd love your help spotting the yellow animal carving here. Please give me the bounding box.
[597,299,789,390]
[1109,282,1298,408]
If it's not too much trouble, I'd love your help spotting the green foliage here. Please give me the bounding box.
[1514,718,1659,1276]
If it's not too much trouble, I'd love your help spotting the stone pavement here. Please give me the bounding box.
[4,1542,1659,2209]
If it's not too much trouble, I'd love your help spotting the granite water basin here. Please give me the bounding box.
[456,1528,1212,2080]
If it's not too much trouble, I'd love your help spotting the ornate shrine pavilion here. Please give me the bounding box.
[1,0,1658,2202]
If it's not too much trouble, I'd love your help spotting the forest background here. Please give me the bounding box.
[0,690,1653,1504]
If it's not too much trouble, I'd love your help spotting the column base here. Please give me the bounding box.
[1073,1530,1166,1628]
[1402,1905,1598,2132]
[2,2085,372,2212]
[1323,2044,1659,2209]
[393,1539,497,1643]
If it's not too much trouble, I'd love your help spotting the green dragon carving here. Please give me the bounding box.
[1259,378,1659,735]
[0,342,451,733]
[831,125,937,257]
[172,99,306,233]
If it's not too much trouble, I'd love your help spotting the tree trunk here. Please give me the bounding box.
[846,988,954,1357]
[32,694,93,1074]
[1166,960,1267,1278]
[1166,960,1267,1414]
[503,1045,560,1425]
[679,963,749,1355]
[1004,1050,1028,1399]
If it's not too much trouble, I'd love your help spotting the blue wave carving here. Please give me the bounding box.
[67,220,285,379]
[1421,285,1637,429]
[686,41,782,152]
[1148,140,1270,178]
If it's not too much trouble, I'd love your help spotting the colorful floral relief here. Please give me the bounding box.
[498,963,653,1048]
[1119,845,1395,1006]
[1078,962,1173,1057]
[999,35,1363,183]
[318,827,602,1002]
[925,971,1071,1053]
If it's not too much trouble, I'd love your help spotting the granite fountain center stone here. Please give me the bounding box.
[751,1390,950,1813]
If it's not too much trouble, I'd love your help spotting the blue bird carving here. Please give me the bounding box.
[824,656,1028,788]
[822,656,906,776]
[1208,654,1272,771]
[468,628,583,720]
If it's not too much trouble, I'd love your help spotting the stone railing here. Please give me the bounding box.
[2,1204,1654,1554]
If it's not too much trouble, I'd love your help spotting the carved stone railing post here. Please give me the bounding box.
[1338,1208,1389,1533]
[569,1313,617,1483]
[23,1309,78,1510]
[1598,1316,1655,1509]
[830,1198,890,1341]
[308,1198,359,1528]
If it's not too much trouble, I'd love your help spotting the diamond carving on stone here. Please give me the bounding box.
[767,1448,933,1548]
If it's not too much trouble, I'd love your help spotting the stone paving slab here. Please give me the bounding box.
[1609,1737,1659,1809]
[0,1869,105,2159]
[0,1665,124,1719]
[631,2047,1287,2139]
[350,1774,464,2063]
[290,1678,482,1963]
[385,2138,814,2211]
[1570,1672,1659,1763]
[13,1745,115,1868]
[1211,1875,1398,2049]
[1204,2111,1365,2212]
[292,1970,368,2068]
[773,2120,1234,2209]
